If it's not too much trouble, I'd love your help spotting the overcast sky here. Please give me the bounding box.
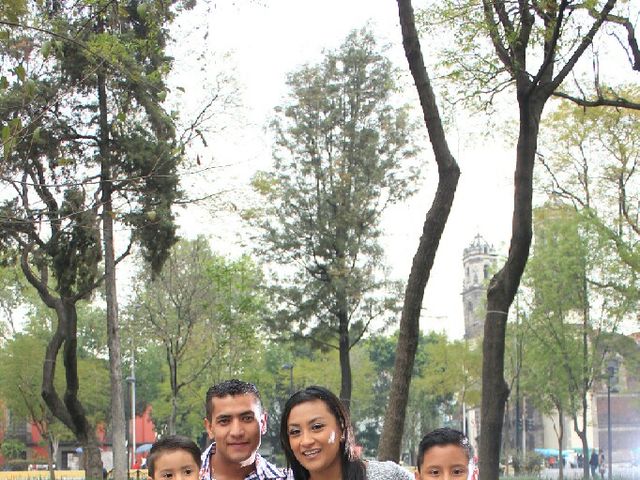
[164,0,518,339]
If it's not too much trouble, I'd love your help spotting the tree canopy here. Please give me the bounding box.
[253,27,421,408]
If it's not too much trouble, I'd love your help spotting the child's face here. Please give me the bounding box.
[149,449,199,480]
[415,444,469,480]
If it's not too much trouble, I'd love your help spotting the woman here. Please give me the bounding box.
[280,386,413,480]
[598,450,606,479]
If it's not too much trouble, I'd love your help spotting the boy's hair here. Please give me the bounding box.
[205,379,262,421]
[147,435,201,479]
[416,428,473,472]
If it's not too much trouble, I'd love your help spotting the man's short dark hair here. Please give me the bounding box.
[147,435,201,479]
[416,428,473,472]
[205,379,262,421]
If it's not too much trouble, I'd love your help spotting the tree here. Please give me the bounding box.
[0,0,184,476]
[129,237,265,435]
[522,205,624,479]
[0,259,28,341]
[411,2,640,476]
[0,323,110,480]
[253,27,421,409]
[377,0,460,460]
[363,332,477,461]
[529,99,640,476]
[521,207,588,480]
[1,439,26,461]
[0,334,57,479]
[539,98,640,316]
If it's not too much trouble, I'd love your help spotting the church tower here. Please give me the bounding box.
[462,234,498,340]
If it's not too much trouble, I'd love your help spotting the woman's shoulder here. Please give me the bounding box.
[365,460,414,480]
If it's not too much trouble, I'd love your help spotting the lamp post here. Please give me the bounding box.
[282,363,294,395]
[606,358,618,480]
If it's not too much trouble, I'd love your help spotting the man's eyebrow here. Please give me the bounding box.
[215,411,255,419]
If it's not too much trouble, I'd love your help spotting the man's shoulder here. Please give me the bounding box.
[254,455,288,480]
[199,443,215,480]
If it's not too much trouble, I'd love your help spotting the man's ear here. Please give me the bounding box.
[204,417,214,440]
[260,412,268,435]
[414,469,420,480]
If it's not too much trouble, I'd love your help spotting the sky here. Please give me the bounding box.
[163,0,518,339]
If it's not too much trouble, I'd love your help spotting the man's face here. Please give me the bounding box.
[204,394,266,468]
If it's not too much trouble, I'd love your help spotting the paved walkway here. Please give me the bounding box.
[539,465,640,479]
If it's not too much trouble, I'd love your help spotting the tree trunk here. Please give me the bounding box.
[47,432,56,480]
[377,0,460,461]
[576,424,590,480]
[338,305,352,411]
[98,69,128,480]
[573,269,591,480]
[32,282,104,480]
[558,407,564,480]
[478,95,545,480]
[81,435,104,480]
[168,348,178,435]
[169,395,178,436]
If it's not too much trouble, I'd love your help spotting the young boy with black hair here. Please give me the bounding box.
[415,428,477,480]
[147,435,202,480]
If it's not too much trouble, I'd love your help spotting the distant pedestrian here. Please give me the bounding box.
[589,451,599,478]
[599,450,606,478]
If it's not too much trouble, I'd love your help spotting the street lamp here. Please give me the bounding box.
[606,358,619,480]
[282,363,294,395]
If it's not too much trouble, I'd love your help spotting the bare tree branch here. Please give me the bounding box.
[553,91,640,110]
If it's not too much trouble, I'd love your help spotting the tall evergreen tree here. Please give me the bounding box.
[253,27,421,408]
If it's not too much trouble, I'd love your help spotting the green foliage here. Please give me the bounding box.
[540,97,640,320]
[0,0,183,287]
[252,27,421,403]
[127,237,267,435]
[1,439,26,460]
[355,332,479,458]
[0,260,30,340]
[0,2,184,470]
[0,327,110,440]
[529,206,587,313]
[523,206,590,403]
[519,204,626,451]
[0,0,27,22]
[416,1,633,117]
[511,453,544,476]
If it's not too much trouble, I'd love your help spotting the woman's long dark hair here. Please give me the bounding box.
[280,386,366,480]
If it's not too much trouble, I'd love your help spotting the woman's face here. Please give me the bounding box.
[286,399,343,478]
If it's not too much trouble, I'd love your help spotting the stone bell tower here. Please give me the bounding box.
[462,234,498,341]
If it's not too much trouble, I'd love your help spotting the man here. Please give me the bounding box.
[200,379,286,480]
[589,451,599,478]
